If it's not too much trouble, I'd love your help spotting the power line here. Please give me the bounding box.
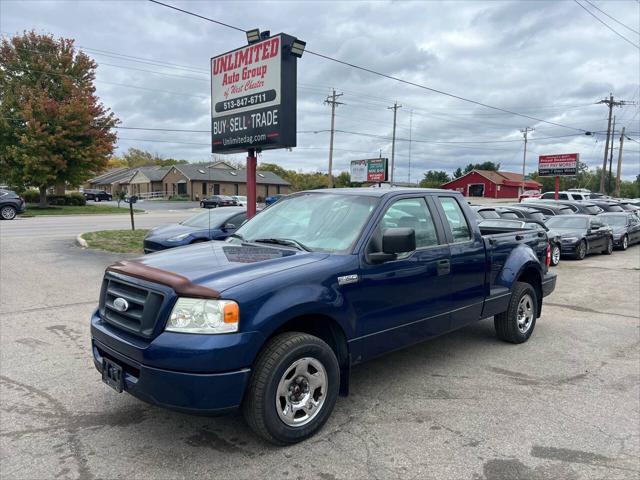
[583,0,640,35]
[573,0,640,49]
[146,0,594,133]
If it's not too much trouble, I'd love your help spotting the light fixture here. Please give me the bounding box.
[290,38,306,58]
[246,28,260,44]
[260,30,271,39]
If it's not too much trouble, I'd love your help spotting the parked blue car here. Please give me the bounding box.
[143,207,249,253]
[265,194,286,206]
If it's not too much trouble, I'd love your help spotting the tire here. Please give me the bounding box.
[200,202,204,208]
[95,197,101,202]
[243,332,340,445]
[621,235,628,251]
[575,240,587,260]
[494,281,538,344]
[602,237,613,255]
[550,244,561,266]
[1,205,17,220]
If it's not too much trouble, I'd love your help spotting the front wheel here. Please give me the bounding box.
[550,244,561,266]
[200,202,204,208]
[1,205,17,220]
[94,197,101,202]
[243,332,340,445]
[494,281,538,344]
[621,235,628,251]
[602,237,613,255]
[575,240,587,260]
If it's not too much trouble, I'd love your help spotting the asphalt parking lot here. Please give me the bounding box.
[1,216,639,480]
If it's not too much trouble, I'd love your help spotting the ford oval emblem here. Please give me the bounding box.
[113,297,129,312]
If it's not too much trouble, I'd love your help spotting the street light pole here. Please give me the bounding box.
[520,127,534,195]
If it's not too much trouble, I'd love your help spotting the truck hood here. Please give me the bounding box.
[131,241,328,293]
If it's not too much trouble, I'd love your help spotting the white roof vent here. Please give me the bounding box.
[258,173,265,178]
[198,169,205,174]
[229,171,237,176]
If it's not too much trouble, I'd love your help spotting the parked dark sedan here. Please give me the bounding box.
[0,188,26,220]
[518,202,574,218]
[545,215,613,259]
[583,199,626,213]
[143,207,249,253]
[265,194,286,206]
[83,189,112,202]
[495,205,547,222]
[200,195,237,208]
[469,205,501,220]
[598,212,640,250]
[524,199,603,215]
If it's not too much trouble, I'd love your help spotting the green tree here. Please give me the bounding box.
[419,170,451,188]
[0,32,118,206]
[334,171,352,188]
[453,167,463,178]
[121,148,160,168]
[463,162,501,174]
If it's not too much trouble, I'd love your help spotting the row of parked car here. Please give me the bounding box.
[471,197,640,266]
[200,194,286,209]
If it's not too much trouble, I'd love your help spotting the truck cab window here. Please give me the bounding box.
[438,197,472,242]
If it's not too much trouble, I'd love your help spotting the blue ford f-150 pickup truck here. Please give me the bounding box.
[91,188,556,444]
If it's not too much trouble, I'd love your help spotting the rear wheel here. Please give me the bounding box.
[494,281,537,344]
[602,237,613,255]
[243,332,339,445]
[550,244,561,266]
[95,197,101,202]
[621,235,628,250]
[575,240,587,260]
[1,205,17,220]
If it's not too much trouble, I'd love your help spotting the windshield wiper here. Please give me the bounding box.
[228,233,245,241]
[253,238,312,252]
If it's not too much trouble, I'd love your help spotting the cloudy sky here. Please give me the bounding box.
[2,0,639,181]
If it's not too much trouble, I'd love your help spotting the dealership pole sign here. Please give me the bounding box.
[538,153,579,177]
[211,34,297,154]
[350,158,389,183]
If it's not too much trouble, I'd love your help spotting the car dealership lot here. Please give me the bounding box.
[1,219,638,479]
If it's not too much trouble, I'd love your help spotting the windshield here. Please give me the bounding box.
[606,205,625,212]
[181,209,239,228]
[545,217,588,229]
[600,216,627,227]
[478,209,500,219]
[232,193,379,252]
[529,212,545,221]
[584,205,603,214]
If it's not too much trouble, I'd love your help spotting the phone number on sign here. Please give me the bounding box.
[215,90,277,113]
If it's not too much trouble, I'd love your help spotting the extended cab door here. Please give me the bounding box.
[433,196,487,330]
[351,196,452,361]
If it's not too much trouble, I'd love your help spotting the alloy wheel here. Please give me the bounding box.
[275,357,327,428]
[516,294,535,334]
[551,246,561,265]
[1,206,16,220]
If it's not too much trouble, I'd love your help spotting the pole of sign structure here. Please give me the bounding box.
[614,127,625,197]
[129,199,135,231]
[388,102,401,186]
[247,148,257,219]
[555,176,559,200]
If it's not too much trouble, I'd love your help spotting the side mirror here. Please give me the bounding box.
[369,228,416,263]
[223,223,236,231]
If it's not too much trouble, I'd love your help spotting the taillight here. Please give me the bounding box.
[545,244,551,266]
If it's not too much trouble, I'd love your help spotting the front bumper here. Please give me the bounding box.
[92,338,250,414]
[560,240,580,254]
[542,272,557,298]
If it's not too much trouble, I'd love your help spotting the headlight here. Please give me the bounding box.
[167,232,191,242]
[562,237,579,242]
[166,298,239,334]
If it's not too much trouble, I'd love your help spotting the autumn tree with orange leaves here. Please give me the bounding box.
[0,31,118,206]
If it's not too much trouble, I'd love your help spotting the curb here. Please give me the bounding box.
[75,233,89,248]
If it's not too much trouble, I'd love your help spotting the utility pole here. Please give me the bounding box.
[614,127,626,197]
[407,110,413,184]
[608,116,616,194]
[324,89,343,188]
[520,127,534,194]
[388,102,402,185]
[598,95,635,192]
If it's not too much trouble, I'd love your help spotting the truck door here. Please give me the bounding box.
[351,196,452,361]
[434,196,486,330]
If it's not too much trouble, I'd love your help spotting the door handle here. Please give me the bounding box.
[437,259,450,276]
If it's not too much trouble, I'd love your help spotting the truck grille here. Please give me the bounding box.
[99,274,166,338]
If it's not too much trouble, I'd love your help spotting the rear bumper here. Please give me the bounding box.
[542,272,557,298]
[92,338,250,414]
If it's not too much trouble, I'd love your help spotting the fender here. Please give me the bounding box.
[494,243,543,291]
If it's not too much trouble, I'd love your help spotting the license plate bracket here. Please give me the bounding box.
[102,358,124,393]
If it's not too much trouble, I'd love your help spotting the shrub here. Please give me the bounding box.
[24,191,87,206]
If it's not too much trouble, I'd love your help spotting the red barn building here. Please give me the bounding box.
[440,170,541,199]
